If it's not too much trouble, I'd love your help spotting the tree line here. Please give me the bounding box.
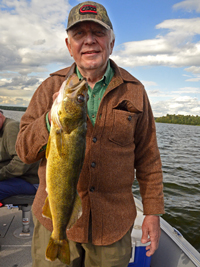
[1,106,200,126]
[155,114,200,126]
[0,105,27,112]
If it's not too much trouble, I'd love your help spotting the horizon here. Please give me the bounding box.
[1,105,200,118]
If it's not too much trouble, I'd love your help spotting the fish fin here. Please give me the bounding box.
[67,193,82,230]
[42,196,52,220]
[46,237,70,265]
[46,135,51,159]
[58,239,70,264]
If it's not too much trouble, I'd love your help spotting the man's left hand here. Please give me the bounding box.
[141,215,161,257]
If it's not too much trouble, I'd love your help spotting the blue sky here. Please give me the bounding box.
[0,0,200,116]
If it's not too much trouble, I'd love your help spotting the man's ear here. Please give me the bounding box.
[110,39,115,55]
[65,38,72,57]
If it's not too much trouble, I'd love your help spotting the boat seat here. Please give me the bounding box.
[1,194,35,237]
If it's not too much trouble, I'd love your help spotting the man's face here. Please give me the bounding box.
[66,21,114,74]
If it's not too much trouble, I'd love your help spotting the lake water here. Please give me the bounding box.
[133,122,200,253]
[3,110,200,252]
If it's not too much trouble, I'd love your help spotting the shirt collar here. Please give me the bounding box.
[76,60,112,86]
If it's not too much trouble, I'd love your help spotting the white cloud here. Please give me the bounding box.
[147,90,162,96]
[152,96,200,117]
[142,81,158,87]
[185,66,200,74]
[0,95,30,106]
[177,87,200,94]
[0,0,200,116]
[0,0,72,75]
[173,0,200,13]
[112,17,200,69]
[156,18,200,37]
[0,0,74,106]
[185,77,200,82]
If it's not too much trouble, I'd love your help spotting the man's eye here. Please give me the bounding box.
[95,31,105,37]
[73,31,84,39]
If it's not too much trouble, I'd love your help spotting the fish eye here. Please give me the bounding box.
[77,94,85,103]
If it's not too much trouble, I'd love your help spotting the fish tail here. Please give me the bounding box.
[45,237,70,265]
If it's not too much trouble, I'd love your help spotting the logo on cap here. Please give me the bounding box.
[79,5,97,15]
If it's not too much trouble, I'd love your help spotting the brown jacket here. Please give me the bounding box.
[16,60,164,246]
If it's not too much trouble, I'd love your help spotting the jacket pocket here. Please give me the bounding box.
[109,109,139,146]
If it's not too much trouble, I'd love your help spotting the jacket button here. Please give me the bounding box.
[92,137,97,143]
[90,186,95,192]
[91,162,96,168]
[128,115,132,121]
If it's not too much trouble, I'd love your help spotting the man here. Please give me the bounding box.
[16,2,164,267]
[0,110,39,201]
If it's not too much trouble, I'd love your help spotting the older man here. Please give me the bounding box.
[0,109,39,201]
[16,2,164,267]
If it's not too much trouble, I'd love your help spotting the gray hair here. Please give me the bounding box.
[0,109,3,114]
[110,29,115,43]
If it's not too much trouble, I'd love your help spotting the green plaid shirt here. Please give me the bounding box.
[76,60,114,126]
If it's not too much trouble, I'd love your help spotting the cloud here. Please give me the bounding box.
[185,77,200,82]
[0,0,72,75]
[0,95,31,106]
[152,96,200,117]
[173,87,200,93]
[185,66,200,74]
[147,90,162,96]
[0,76,40,90]
[173,0,200,13]
[0,0,74,106]
[142,81,158,87]
[112,17,200,69]
[0,0,200,115]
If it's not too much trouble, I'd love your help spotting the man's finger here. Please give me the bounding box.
[141,215,161,257]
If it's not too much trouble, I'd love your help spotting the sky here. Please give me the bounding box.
[0,0,200,117]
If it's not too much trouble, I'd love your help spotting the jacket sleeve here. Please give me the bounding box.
[134,88,165,215]
[16,76,64,164]
[0,121,34,180]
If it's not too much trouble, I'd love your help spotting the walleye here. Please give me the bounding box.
[42,74,88,264]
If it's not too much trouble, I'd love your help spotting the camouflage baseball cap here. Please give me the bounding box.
[66,1,113,31]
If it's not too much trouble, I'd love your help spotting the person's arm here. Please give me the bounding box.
[0,121,35,180]
[16,76,63,164]
[134,89,164,214]
[134,88,164,256]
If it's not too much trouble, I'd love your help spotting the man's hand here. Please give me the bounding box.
[48,92,59,124]
[141,215,161,257]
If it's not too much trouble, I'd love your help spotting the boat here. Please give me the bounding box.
[130,197,200,267]
[1,195,200,267]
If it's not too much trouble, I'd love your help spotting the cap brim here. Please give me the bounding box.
[66,18,111,31]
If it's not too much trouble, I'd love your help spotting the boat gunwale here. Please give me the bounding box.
[134,197,200,267]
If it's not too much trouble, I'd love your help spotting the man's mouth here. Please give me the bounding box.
[82,50,100,55]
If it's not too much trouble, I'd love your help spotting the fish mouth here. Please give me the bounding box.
[69,77,87,90]
[66,76,88,99]
[52,75,88,128]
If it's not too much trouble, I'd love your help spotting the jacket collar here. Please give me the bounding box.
[50,63,76,78]
[50,60,141,85]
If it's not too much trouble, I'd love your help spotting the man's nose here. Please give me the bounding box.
[84,32,96,44]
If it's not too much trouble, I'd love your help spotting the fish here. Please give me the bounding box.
[42,74,88,264]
